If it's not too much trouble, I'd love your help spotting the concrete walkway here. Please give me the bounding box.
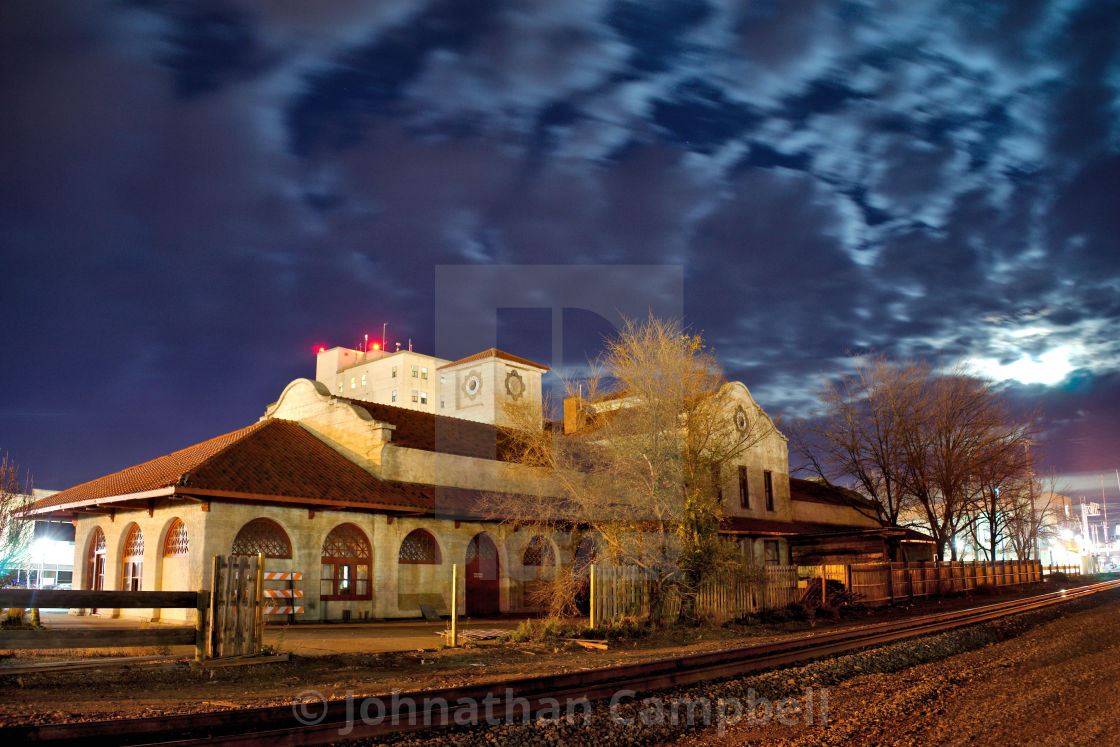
[31,610,518,656]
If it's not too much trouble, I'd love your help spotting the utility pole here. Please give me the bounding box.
[1102,475,1110,552]
[1025,441,1037,560]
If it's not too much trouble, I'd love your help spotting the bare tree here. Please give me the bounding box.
[495,315,777,624]
[901,372,1035,560]
[797,356,1036,560]
[792,356,927,528]
[1004,472,1067,561]
[1,451,34,583]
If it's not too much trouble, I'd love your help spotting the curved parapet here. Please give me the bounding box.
[263,378,394,469]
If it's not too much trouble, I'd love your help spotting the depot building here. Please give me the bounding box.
[25,344,928,622]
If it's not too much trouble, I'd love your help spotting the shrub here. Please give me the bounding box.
[815,604,840,621]
[784,602,811,622]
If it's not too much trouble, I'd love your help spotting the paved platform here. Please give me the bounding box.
[30,611,518,656]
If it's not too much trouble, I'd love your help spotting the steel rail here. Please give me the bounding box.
[7,579,1119,746]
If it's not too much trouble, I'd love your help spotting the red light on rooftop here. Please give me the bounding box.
[370,342,381,351]
[315,346,326,354]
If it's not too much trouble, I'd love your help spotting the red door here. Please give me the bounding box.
[465,534,500,616]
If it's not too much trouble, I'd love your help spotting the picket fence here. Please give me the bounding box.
[590,558,1054,626]
[589,564,799,626]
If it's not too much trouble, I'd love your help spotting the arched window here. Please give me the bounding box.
[163,519,189,557]
[321,524,371,600]
[86,527,106,592]
[522,535,556,567]
[122,523,144,591]
[232,518,292,558]
[399,529,440,564]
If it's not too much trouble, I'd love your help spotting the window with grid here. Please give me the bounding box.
[421,367,428,379]
[321,523,371,600]
[86,527,106,591]
[399,529,440,564]
[122,524,144,591]
[522,535,556,566]
[738,466,750,509]
[163,519,189,557]
[232,518,292,558]
[764,470,774,511]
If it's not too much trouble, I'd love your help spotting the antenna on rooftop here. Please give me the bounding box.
[382,322,388,352]
[408,338,413,352]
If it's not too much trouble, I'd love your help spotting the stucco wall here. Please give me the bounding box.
[71,502,209,622]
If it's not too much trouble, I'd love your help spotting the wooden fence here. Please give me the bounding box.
[0,553,284,660]
[591,558,1053,625]
[589,564,801,626]
[0,590,203,656]
[849,559,1045,605]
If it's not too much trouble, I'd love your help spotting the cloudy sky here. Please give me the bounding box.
[3,0,1120,510]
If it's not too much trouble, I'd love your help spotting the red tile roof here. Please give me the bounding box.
[342,398,524,461]
[24,419,516,516]
[789,477,878,512]
[437,347,550,371]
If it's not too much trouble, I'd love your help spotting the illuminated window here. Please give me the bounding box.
[411,389,419,402]
[420,367,428,380]
[361,373,367,386]
[350,377,356,389]
[440,397,445,408]
[522,535,555,566]
[440,375,446,385]
[122,523,144,591]
[420,391,428,405]
[391,389,397,402]
[764,471,774,511]
[163,519,189,557]
[321,523,371,600]
[338,381,343,394]
[399,529,440,564]
[738,466,749,509]
[392,366,397,378]
[411,365,418,378]
[232,518,292,558]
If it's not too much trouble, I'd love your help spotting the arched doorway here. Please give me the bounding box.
[86,527,106,613]
[465,533,500,616]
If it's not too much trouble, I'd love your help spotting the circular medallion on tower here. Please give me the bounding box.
[463,370,482,399]
[505,369,525,400]
[734,405,749,433]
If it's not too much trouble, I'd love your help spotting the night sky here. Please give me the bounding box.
[3,1,1120,512]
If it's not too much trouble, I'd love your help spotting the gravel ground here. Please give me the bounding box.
[0,581,1105,734]
[343,588,1120,747]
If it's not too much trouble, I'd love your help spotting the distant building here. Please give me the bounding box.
[5,489,74,589]
[315,344,548,428]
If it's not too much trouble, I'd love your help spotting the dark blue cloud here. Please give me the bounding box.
[2,0,1120,492]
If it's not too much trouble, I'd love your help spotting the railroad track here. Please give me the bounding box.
[8,579,1120,746]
